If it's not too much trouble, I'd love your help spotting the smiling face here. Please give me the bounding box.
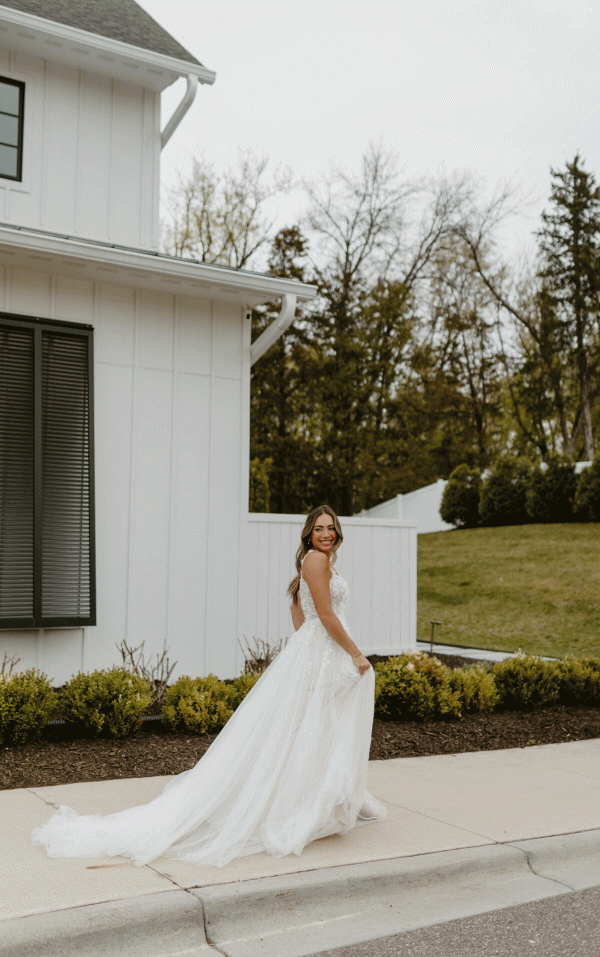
[310,513,337,557]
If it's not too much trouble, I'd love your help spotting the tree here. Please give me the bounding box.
[414,237,506,472]
[479,455,533,525]
[440,464,482,528]
[249,457,272,512]
[537,155,600,460]
[304,146,470,513]
[456,157,600,461]
[163,149,291,268]
[574,457,600,520]
[250,227,321,513]
[526,456,577,522]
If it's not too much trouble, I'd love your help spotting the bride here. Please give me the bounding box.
[32,505,385,868]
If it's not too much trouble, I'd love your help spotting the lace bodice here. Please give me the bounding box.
[299,564,349,619]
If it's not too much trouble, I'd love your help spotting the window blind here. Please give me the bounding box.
[0,315,95,628]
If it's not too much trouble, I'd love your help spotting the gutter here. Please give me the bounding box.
[161,74,198,149]
[0,224,318,304]
[250,294,298,365]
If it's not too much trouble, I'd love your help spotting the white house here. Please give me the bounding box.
[0,1,417,685]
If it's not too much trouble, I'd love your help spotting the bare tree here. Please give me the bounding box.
[301,144,473,513]
[163,149,292,269]
[453,175,598,461]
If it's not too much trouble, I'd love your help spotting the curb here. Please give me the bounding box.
[0,889,211,957]
[191,842,567,957]
[3,831,600,957]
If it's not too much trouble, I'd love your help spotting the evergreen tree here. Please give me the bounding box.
[537,155,600,459]
[250,228,321,513]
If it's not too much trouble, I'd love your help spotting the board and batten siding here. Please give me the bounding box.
[0,266,249,685]
[0,46,160,248]
[245,515,417,657]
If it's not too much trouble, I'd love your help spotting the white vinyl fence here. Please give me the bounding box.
[359,479,452,534]
[244,515,417,656]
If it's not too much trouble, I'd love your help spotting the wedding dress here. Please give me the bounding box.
[32,565,385,868]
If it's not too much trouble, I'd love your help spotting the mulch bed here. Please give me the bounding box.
[3,653,600,791]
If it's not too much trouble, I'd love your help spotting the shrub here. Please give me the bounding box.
[557,656,600,705]
[448,664,499,713]
[227,673,261,709]
[60,668,152,738]
[375,652,462,721]
[480,455,533,526]
[440,464,482,528]
[526,456,577,522]
[0,669,55,746]
[574,458,600,521]
[162,674,233,735]
[491,653,560,710]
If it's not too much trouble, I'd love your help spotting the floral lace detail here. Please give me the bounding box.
[299,565,349,619]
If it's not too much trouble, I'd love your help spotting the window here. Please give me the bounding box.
[0,78,24,181]
[0,314,95,628]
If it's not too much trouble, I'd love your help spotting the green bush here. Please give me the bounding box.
[227,673,261,709]
[375,652,462,721]
[526,456,577,522]
[556,656,600,705]
[491,653,560,709]
[574,458,600,521]
[440,464,482,528]
[0,669,55,746]
[480,455,533,526]
[448,664,499,713]
[60,668,152,738]
[162,674,233,735]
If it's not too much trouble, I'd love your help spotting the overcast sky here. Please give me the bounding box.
[142,0,600,258]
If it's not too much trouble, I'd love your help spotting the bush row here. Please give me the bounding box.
[374,651,600,721]
[0,667,261,747]
[3,651,600,746]
[440,454,600,527]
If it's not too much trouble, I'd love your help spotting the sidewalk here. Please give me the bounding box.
[3,738,600,956]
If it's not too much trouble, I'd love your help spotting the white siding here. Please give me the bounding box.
[245,515,417,659]
[0,47,160,248]
[0,268,248,684]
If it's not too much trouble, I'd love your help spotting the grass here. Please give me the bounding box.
[417,524,600,659]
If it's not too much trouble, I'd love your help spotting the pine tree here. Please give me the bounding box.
[537,155,600,459]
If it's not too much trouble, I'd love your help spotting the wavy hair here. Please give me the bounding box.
[287,505,343,605]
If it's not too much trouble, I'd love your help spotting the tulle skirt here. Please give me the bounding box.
[32,615,385,868]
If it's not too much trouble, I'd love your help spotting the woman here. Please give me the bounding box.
[32,506,385,868]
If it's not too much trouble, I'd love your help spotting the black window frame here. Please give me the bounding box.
[0,77,24,182]
[0,312,96,629]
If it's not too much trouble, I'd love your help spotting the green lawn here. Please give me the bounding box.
[417,524,600,659]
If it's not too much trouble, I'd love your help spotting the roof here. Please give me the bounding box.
[0,0,201,66]
[0,222,318,308]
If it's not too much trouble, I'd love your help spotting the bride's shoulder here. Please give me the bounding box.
[302,550,329,579]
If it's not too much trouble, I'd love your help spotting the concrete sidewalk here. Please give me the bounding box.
[3,739,600,956]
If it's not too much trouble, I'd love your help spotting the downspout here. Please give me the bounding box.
[161,74,198,149]
[250,294,297,365]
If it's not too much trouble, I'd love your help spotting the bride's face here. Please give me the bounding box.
[310,515,337,556]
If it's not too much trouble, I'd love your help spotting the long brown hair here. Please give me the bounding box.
[287,505,343,605]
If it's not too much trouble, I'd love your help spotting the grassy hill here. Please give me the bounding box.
[417,524,600,659]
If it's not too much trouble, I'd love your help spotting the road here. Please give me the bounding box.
[312,885,600,957]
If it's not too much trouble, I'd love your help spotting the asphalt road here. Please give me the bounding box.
[311,886,600,957]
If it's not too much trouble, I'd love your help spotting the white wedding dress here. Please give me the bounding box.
[32,566,385,868]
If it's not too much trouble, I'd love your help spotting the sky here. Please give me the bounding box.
[141,0,600,260]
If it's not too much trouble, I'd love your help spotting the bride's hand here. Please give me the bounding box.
[352,653,371,675]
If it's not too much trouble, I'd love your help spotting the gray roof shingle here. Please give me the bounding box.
[0,0,202,66]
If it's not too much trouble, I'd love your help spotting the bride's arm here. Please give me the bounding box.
[302,551,371,673]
